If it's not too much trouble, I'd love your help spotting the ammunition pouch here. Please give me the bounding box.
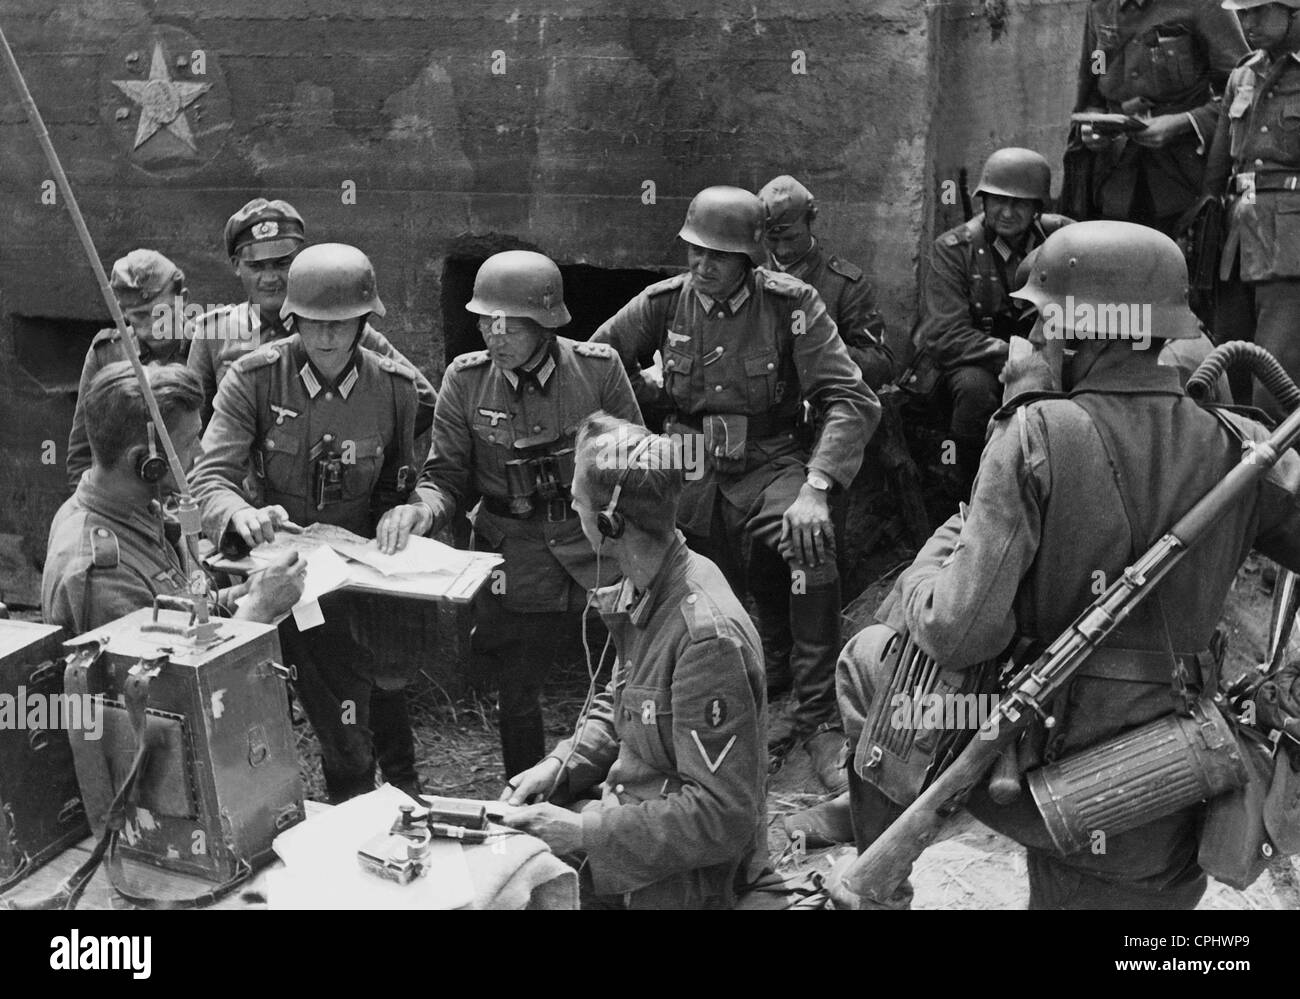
[854,629,1003,807]
[666,410,799,476]
[1027,697,1249,856]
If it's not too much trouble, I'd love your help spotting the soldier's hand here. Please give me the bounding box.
[231,505,299,548]
[781,485,834,569]
[1131,113,1190,150]
[1079,123,1115,151]
[240,551,306,622]
[498,802,583,855]
[641,350,666,392]
[501,756,563,805]
[375,502,434,555]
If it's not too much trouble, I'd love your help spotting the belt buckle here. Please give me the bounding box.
[545,498,569,523]
[1236,171,1256,205]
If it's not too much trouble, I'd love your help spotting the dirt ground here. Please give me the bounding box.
[299,553,1300,910]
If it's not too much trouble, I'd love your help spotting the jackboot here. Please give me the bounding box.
[788,579,844,791]
[372,687,422,799]
[499,706,545,781]
[749,543,794,697]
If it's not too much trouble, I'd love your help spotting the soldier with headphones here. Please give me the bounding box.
[500,413,768,910]
[42,361,305,637]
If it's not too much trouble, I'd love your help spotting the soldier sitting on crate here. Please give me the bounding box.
[834,222,1300,909]
[43,362,306,636]
[499,414,768,909]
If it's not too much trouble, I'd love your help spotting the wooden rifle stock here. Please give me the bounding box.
[830,402,1300,909]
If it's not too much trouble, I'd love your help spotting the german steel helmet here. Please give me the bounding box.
[678,186,767,265]
[1221,0,1300,9]
[975,148,1052,203]
[465,250,571,328]
[279,243,385,321]
[1011,221,1200,340]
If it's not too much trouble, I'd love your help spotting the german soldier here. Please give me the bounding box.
[916,148,1073,493]
[187,197,436,432]
[67,250,190,487]
[591,186,879,792]
[500,415,767,909]
[1075,0,1247,234]
[191,243,424,802]
[757,175,894,390]
[1204,0,1300,419]
[382,251,642,779]
[838,222,1300,908]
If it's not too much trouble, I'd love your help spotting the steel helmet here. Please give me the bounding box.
[678,186,767,265]
[280,243,385,322]
[1221,0,1300,9]
[465,250,571,328]
[975,147,1052,203]
[1011,221,1200,341]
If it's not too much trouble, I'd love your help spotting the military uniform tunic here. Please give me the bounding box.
[1075,0,1247,228]
[66,330,189,488]
[42,478,194,637]
[192,336,420,544]
[186,303,437,434]
[549,534,768,907]
[855,353,1300,907]
[1205,49,1300,414]
[772,240,893,388]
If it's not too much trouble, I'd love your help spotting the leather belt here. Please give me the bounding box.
[482,495,576,522]
[1074,647,1209,685]
[1252,171,1300,193]
[666,411,798,439]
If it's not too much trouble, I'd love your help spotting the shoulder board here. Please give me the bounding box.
[450,350,490,372]
[572,340,615,359]
[86,525,120,570]
[758,268,807,298]
[643,273,689,298]
[231,343,283,374]
[679,590,721,642]
[939,221,974,248]
[1040,214,1074,234]
[826,256,862,282]
[375,356,420,382]
[90,328,120,348]
[992,389,1070,421]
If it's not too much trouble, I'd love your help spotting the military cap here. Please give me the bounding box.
[109,249,184,309]
[224,198,306,260]
[758,175,816,233]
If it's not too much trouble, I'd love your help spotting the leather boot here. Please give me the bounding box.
[372,687,422,799]
[499,707,545,781]
[788,579,843,789]
[749,544,794,697]
[782,791,853,848]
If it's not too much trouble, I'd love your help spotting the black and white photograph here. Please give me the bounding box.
[0,0,1293,978]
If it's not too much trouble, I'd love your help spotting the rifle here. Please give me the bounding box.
[829,398,1300,908]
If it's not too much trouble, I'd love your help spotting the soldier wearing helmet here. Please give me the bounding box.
[191,244,426,803]
[187,197,436,432]
[591,186,879,793]
[915,148,1073,492]
[1073,0,1246,233]
[831,221,1300,908]
[383,250,642,779]
[757,175,894,390]
[67,248,190,486]
[1204,0,1300,419]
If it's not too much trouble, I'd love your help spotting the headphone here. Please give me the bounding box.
[137,421,168,484]
[596,433,657,540]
